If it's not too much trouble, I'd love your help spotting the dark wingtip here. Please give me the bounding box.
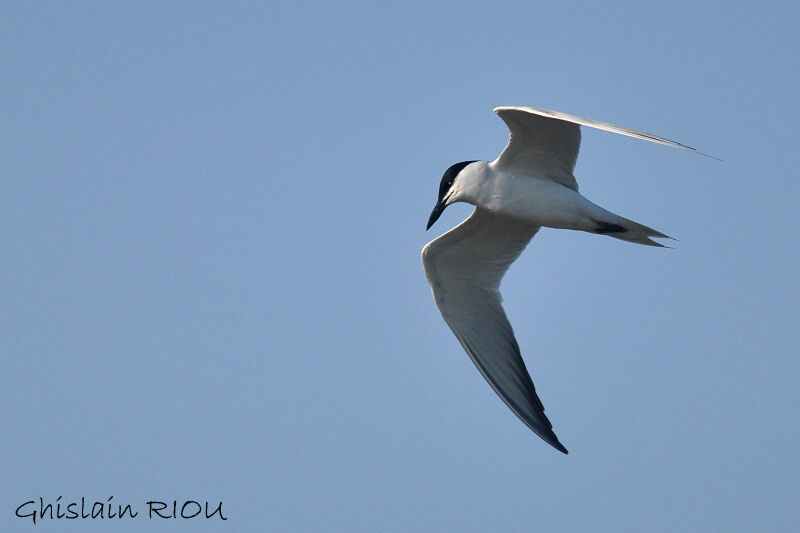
[697,150,724,162]
[540,429,569,454]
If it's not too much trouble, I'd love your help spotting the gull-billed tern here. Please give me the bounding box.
[422,107,711,453]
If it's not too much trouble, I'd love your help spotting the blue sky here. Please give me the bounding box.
[2,1,798,531]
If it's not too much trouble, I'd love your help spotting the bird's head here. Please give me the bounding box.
[426,160,478,230]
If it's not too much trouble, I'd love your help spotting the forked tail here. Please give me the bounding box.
[590,214,672,247]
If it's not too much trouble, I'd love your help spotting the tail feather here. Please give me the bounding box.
[590,215,672,247]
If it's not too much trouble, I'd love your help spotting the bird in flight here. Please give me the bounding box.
[422,107,711,453]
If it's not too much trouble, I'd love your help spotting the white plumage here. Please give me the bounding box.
[422,107,710,453]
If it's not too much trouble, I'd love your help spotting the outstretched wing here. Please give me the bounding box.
[492,106,715,191]
[421,208,567,453]
[493,107,583,190]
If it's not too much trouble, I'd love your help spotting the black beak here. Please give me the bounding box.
[426,201,445,230]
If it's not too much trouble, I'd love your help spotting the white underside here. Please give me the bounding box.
[420,107,692,452]
[451,163,615,233]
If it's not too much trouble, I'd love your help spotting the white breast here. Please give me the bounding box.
[466,166,595,231]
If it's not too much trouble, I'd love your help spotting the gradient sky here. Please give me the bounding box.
[2,2,799,531]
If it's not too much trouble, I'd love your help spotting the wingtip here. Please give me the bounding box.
[682,144,723,162]
[548,435,569,454]
[540,429,569,454]
[698,150,724,162]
